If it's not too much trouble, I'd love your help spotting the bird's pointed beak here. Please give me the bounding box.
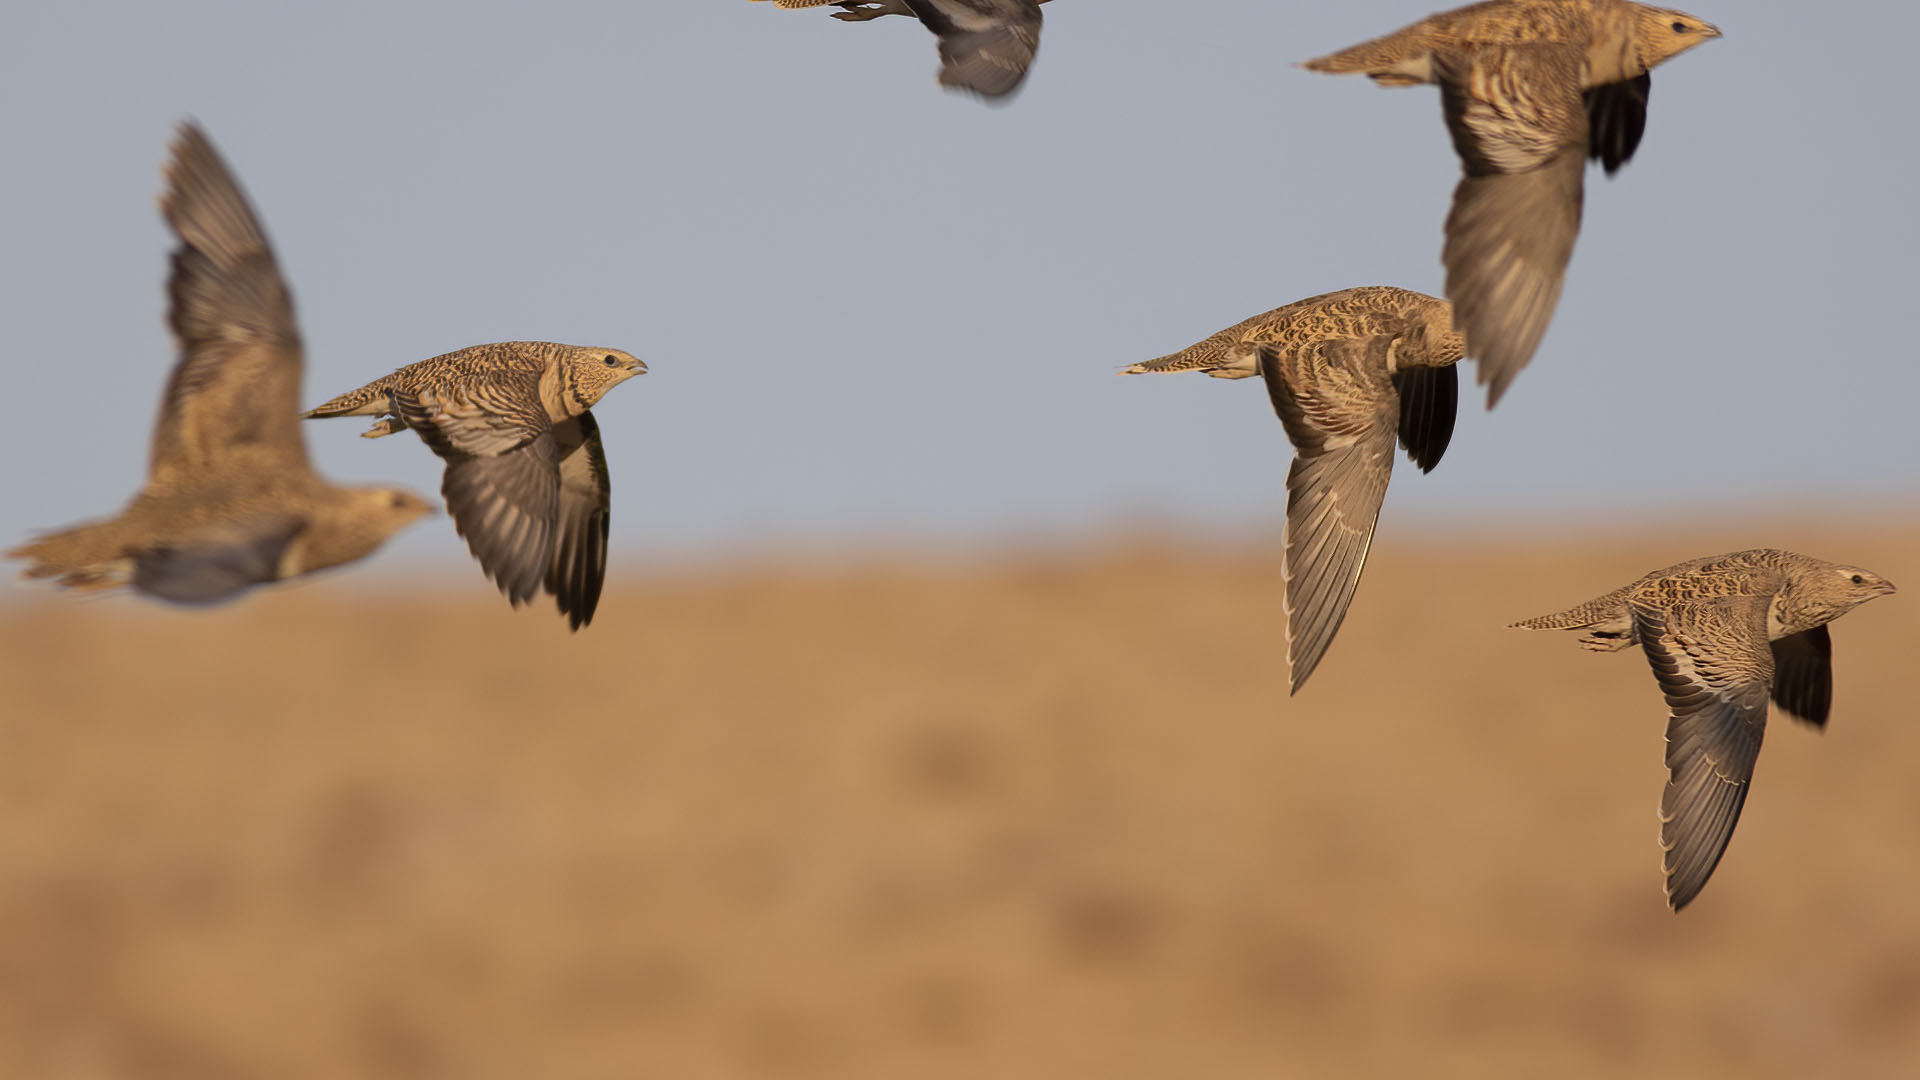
[628,358,649,375]
[1700,22,1722,38]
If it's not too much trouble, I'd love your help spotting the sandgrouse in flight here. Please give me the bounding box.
[750,0,1048,100]
[1303,0,1721,405]
[7,124,433,604]
[1513,549,1896,910]
[304,342,646,630]
[1125,287,1465,693]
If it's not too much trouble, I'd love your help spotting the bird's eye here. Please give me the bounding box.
[1851,573,1865,585]
[390,494,408,510]
[1671,20,1687,32]
[604,355,619,367]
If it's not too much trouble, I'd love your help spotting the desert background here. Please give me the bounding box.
[2,516,1914,1079]
[7,4,1920,1077]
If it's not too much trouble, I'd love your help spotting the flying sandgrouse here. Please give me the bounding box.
[1303,1,1721,405]
[1126,287,1466,693]
[305,342,646,630]
[1514,549,1895,910]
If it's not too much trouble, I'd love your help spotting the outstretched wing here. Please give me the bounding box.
[1769,625,1833,730]
[547,412,613,630]
[394,385,560,608]
[1633,594,1774,911]
[150,123,310,481]
[1391,364,1457,474]
[903,0,1042,98]
[1436,45,1588,407]
[1259,337,1400,694]
[1584,73,1650,175]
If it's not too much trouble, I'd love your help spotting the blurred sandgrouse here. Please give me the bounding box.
[751,0,1048,99]
[7,123,432,604]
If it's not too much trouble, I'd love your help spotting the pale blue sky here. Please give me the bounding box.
[2,1,1915,579]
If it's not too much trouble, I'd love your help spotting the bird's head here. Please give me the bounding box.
[1796,563,1898,624]
[1637,9,1722,68]
[286,486,433,576]
[565,346,649,407]
[346,486,437,536]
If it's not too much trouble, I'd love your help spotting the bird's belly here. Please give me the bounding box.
[1368,54,1435,86]
[1205,347,1263,379]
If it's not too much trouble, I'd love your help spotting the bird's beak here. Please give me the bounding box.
[628,358,649,375]
[1879,578,1898,596]
[1700,22,1722,38]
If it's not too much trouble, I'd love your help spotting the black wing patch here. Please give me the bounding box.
[1584,73,1651,176]
[1391,364,1458,474]
[546,412,612,631]
[1769,625,1834,730]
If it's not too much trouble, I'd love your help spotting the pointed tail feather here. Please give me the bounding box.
[7,521,132,589]
[1510,608,1596,631]
[302,382,390,420]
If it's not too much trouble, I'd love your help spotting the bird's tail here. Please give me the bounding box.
[302,381,390,420]
[1508,585,1634,632]
[6,521,132,591]
[1119,350,1193,375]
[1299,28,1430,83]
[1120,343,1257,379]
[1509,606,1598,631]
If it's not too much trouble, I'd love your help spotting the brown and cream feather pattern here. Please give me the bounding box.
[1303,0,1720,406]
[1126,287,1465,693]
[306,342,644,630]
[1513,549,1896,910]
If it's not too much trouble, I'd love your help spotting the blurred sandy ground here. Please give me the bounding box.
[0,517,1915,1079]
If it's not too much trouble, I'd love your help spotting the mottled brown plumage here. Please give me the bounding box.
[1126,287,1466,692]
[751,0,1048,99]
[1303,0,1720,406]
[7,124,432,604]
[1514,549,1896,910]
[306,342,646,630]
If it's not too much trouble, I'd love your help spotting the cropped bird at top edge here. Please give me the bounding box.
[304,342,647,631]
[750,0,1048,100]
[1302,0,1721,407]
[1124,286,1465,694]
[1513,549,1895,911]
[6,123,432,605]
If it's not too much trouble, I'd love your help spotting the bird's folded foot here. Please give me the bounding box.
[832,1,909,21]
[1579,631,1635,653]
[360,417,407,439]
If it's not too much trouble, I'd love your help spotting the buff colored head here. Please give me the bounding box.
[296,486,436,575]
[561,346,648,408]
[1795,563,1897,625]
[1636,8,1722,68]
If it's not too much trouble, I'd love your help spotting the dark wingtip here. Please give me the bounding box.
[561,597,594,632]
[1393,365,1458,473]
